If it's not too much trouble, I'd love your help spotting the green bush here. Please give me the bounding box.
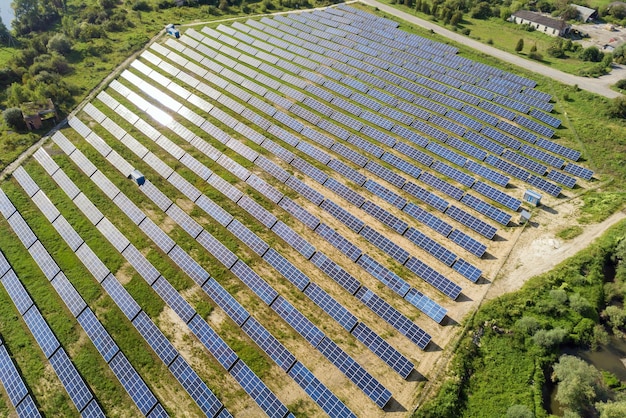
[47,33,72,54]
[2,107,25,130]
[580,46,604,62]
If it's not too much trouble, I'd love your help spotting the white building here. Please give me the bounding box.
[511,10,571,37]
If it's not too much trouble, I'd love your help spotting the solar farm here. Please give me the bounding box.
[0,3,597,417]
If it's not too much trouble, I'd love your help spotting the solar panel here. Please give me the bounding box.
[285,176,325,206]
[445,205,497,239]
[461,194,512,226]
[357,254,410,296]
[320,199,365,233]
[502,150,547,176]
[418,172,464,201]
[351,322,414,379]
[464,161,509,187]
[360,226,410,265]
[402,202,452,235]
[380,152,422,180]
[452,258,482,283]
[287,361,356,418]
[364,160,406,189]
[519,145,565,169]
[316,337,392,408]
[0,343,28,407]
[324,178,366,207]
[187,315,238,370]
[363,180,406,209]
[536,138,581,161]
[327,159,367,186]
[527,174,562,197]
[472,181,521,211]
[50,273,87,317]
[28,241,60,281]
[263,249,310,291]
[48,349,94,412]
[230,260,279,305]
[563,163,593,181]
[228,360,289,418]
[291,157,329,185]
[1,270,34,316]
[431,161,475,188]
[241,317,296,372]
[237,196,278,229]
[355,286,431,350]
[271,221,316,259]
[547,170,577,188]
[393,142,433,167]
[310,250,359,293]
[22,307,60,359]
[404,257,462,300]
[271,296,325,347]
[361,201,408,234]
[448,229,487,258]
[202,278,251,328]
[484,155,531,182]
[7,213,37,250]
[345,135,384,159]
[404,227,457,266]
[15,395,42,418]
[108,352,159,415]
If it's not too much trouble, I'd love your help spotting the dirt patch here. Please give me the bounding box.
[114,260,134,285]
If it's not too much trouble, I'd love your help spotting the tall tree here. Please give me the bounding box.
[552,355,607,414]
[515,38,524,52]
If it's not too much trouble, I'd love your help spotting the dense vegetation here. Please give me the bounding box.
[416,217,626,417]
[0,0,338,171]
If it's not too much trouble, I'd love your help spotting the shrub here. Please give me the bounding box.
[580,46,604,62]
[47,33,71,54]
[461,28,471,35]
[131,0,152,11]
[515,38,524,52]
[532,327,568,349]
[529,51,543,61]
[2,108,25,130]
[615,79,626,90]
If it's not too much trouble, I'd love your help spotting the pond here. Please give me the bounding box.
[546,335,626,415]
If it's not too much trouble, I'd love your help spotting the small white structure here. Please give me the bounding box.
[524,190,542,207]
[511,10,571,37]
[572,4,598,22]
[166,24,180,38]
[519,210,532,224]
[128,170,145,186]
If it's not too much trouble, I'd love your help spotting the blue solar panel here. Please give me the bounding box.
[271,221,316,259]
[168,355,226,418]
[132,311,178,366]
[463,131,504,155]
[324,178,366,207]
[152,276,196,324]
[109,352,160,415]
[393,142,433,167]
[15,394,42,418]
[345,135,384,158]
[527,174,562,197]
[403,287,447,324]
[404,227,457,266]
[285,176,325,206]
[320,199,365,233]
[391,125,429,148]
[363,180,406,209]
[361,201,408,234]
[1,270,34,316]
[237,196,277,230]
[403,202,452,236]
[355,287,431,349]
[76,308,119,363]
[404,257,462,300]
[271,296,325,347]
[187,315,238,370]
[22,308,60,359]
[380,152,422,180]
[461,194,512,226]
[202,278,251,327]
[472,181,521,211]
[310,252,361,294]
[564,163,593,181]
[302,282,358,332]
[464,161,509,187]
[288,361,356,418]
[431,161,475,188]
[263,249,310,291]
[418,172,464,201]
[547,170,577,188]
[364,160,406,189]
[241,317,296,372]
[448,229,486,258]
[227,219,270,256]
[520,145,565,169]
[351,322,414,379]
[535,138,581,161]
[356,254,410,297]
[484,155,531,182]
[0,344,29,407]
[230,260,279,306]
[316,337,392,408]
[48,349,94,412]
[445,205,497,239]
[452,258,482,283]
[502,150,547,176]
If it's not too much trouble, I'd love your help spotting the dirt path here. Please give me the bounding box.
[487,206,626,300]
[360,0,623,99]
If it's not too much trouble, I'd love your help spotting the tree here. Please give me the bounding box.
[569,293,592,314]
[603,305,626,329]
[2,108,25,130]
[470,2,492,19]
[515,315,540,335]
[219,0,230,11]
[547,38,566,58]
[530,44,537,53]
[552,355,607,414]
[506,404,534,418]
[450,10,463,26]
[596,401,626,418]
[580,46,604,62]
[47,33,71,54]
[561,5,580,21]
[532,327,567,349]
[515,38,524,52]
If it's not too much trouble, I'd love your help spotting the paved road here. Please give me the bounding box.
[361,0,623,99]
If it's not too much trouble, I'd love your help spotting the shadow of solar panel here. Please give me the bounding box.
[445,205,497,239]
[527,174,561,197]
[1,270,34,316]
[345,135,384,159]
[359,284,433,349]
[49,349,94,412]
[316,337,392,408]
[461,194,512,226]
[404,227,457,266]
[109,352,159,415]
[404,257,462,299]
[357,254,410,296]
[241,317,297,372]
[320,199,365,233]
[229,360,289,418]
[351,322,414,379]
[448,229,487,258]
[271,296,325,346]
[310,253,362,295]
[230,260,279,305]
[393,142,433,166]
[22,308,60,359]
[546,170,577,188]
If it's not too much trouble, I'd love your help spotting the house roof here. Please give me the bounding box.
[572,4,597,21]
[512,10,569,31]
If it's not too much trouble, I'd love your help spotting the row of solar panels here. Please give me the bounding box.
[267,8,557,130]
[0,190,169,418]
[155,35,497,260]
[118,48,458,323]
[188,18,584,202]
[116,56,473,303]
[28,147,293,418]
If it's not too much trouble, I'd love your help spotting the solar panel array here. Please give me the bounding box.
[0,4,599,415]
